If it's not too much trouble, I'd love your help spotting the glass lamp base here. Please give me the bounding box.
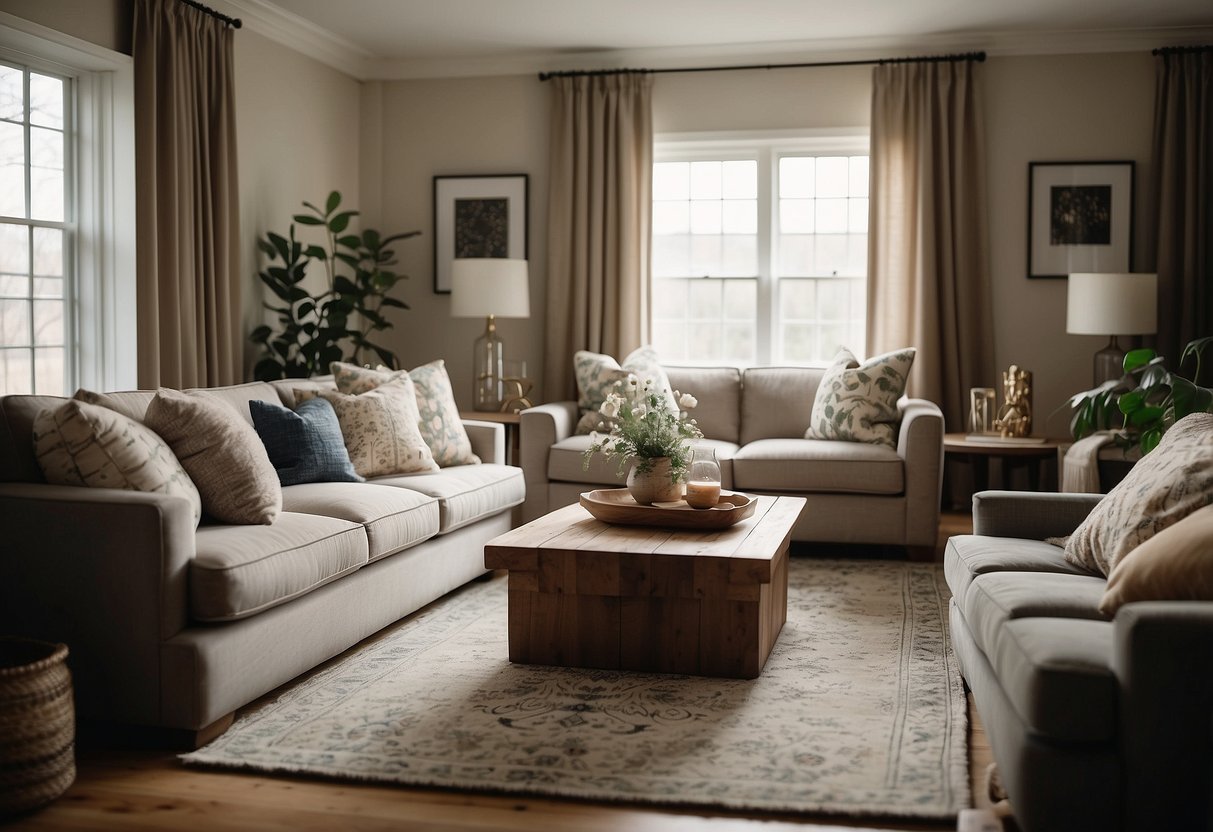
[1093,335,1125,386]
[473,319,504,411]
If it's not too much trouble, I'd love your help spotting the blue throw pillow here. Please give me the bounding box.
[249,398,363,486]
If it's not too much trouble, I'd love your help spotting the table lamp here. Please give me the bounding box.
[1066,272,1157,385]
[451,258,530,411]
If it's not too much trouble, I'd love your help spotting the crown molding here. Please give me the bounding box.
[216,2,1213,82]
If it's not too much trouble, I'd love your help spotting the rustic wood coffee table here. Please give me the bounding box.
[483,495,805,679]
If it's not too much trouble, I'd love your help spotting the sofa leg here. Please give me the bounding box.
[191,712,234,749]
[906,545,936,563]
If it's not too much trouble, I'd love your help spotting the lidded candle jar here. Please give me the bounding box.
[685,446,722,509]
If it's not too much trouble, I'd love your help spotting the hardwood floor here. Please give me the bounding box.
[8,512,993,832]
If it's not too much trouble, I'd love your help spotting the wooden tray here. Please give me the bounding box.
[579,488,757,530]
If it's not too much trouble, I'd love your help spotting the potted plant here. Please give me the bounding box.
[1065,336,1213,454]
[250,192,419,381]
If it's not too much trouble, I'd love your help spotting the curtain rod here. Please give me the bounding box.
[1152,44,1210,55]
[538,50,985,81]
[179,0,242,28]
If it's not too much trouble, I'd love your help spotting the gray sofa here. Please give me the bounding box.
[521,365,944,551]
[0,379,524,742]
[946,490,1213,832]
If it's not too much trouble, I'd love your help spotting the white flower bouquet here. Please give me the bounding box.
[583,374,703,480]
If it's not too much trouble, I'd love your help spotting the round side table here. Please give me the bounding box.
[944,433,1066,493]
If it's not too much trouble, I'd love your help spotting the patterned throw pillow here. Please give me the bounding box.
[299,378,439,478]
[329,360,479,467]
[145,388,283,525]
[32,398,203,527]
[1065,412,1213,577]
[806,347,916,447]
[249,398,364,486]
[573,346,678,435]
[1099,503,1213,615]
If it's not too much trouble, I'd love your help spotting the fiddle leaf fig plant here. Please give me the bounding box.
[250,191,419,381]
[1065,336,1213,455]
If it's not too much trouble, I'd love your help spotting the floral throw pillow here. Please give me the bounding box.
[329,360,478,467]
[573,346,678,435]
[806,347,916,447]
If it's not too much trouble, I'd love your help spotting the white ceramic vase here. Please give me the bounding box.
[626,457,682,505]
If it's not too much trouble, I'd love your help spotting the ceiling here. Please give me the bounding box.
[231,0,1213,79]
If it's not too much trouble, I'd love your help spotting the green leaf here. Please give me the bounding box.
[1140,427,1163,455]
[304,244,327,260]
[1123,348,1157,373]
[250,325,272,343]
[1117,390,1145,414]
[325,190,341,215]
[337,235,361,249]
[1128,405,1164,426]
[253,357,285,382]
[293,214,325,226]
[380,296,408,309]
[332,276,358,296]
[296,301,315,320]
[328,211,357,234]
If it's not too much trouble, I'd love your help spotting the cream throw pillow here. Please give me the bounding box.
[1099,503,1213,615]
[573,346,677,435]
[300,378,439,478]
[32,398,203,527]
[329,360,479,467]
[144,388,282,525]
[1065,412,1213,577]
[806,347,916,447]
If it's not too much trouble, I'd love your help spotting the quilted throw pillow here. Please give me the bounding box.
[249,398,364,486]
[32,398,203,527]
[1065,412,1213,577]
[145,388,283,525]
[299,378,439,478]
[573,346,678,435]
[806,347,916,447]
[330,360,479,467]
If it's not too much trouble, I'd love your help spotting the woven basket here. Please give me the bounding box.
[0,638,75,815]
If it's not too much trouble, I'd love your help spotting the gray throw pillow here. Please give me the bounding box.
[249,398,363,486]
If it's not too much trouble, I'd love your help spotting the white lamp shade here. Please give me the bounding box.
[1066,273,1157,335]
[450,259,530,319]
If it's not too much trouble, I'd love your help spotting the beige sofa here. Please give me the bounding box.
[0,378,523,741]
[521,365,944,551]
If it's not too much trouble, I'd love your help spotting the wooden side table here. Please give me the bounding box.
[460,410,521,466]
[944,433,1066,493]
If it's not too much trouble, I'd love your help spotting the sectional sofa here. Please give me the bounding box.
[0,378,523,742]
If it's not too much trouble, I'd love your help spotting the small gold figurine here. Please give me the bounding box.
[994,365,1032,438]
[500,376,534,414]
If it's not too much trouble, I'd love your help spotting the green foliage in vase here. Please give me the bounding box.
[1065,336,1213,454]
[582,376,704,480]
[250,191,419,381]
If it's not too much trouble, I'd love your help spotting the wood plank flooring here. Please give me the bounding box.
[7,512,993,832]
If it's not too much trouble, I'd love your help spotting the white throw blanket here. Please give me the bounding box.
[1062,431,1117,493]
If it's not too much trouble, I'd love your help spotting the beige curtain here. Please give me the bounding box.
[867,60,992,429]
[1149,48,1212,371]
[543,73,653,402]
[134,0,241,389]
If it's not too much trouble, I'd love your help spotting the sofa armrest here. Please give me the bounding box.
[462,420,505,466]
[971,490,1103,539]
[0,482,196,723]
[519,401,578,522]
[1113,602,1213,830]
[896,397,945,547]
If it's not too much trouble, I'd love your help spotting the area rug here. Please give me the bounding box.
[183,559,968,820]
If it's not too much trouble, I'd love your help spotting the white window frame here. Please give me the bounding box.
[0,12,136,394]
[654,128,869,368]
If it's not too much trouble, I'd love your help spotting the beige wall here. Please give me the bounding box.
[1,0,132,53]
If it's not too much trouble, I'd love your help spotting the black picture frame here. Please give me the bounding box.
[1027,161,1134,279]
[432,174,529,294]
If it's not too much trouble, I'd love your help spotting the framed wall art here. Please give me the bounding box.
[1027,161,1134,279]
[432,174,529,294]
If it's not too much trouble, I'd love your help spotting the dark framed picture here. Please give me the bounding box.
[432,174,529,293]
[1027,161,1134,279]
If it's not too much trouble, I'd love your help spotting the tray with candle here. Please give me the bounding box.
[578,488,757,530]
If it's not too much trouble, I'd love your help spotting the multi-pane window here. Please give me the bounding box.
[0,62,69,395]
[652,139,869,366]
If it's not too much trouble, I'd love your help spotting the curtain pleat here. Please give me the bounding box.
[867,61,993,430]
[543,74,653,402]
[1149,50,1213,369]
[134,0,241,389]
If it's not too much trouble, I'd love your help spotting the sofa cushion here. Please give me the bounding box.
[807,347,915,447]
[184,382,282,426]
[250,398,363,486]
[944,535,1091,610]
[372,464,524,533]
[740,366,821,444]
[573,347,677,435]
[549,433,741,489]
[1065,412,1213,576]
[280,482,439,563]
[732,438,903,494]
[963,571,1109,663]
[271,376,335,409]
[991,617,1117,742]
[191,512,368,621]
[1101,503,1213,615]
[666,366,742,443]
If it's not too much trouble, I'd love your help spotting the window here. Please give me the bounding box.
[652,134,869,366]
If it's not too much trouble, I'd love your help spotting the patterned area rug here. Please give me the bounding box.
[183,559,968,820]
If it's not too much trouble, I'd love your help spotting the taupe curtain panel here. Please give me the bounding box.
[543,73,654,402]
[867,60,993,429]
[1150,48,1212,369]
[133,0,242,389]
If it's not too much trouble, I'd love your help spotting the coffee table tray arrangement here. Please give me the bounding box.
[579,487,756,529]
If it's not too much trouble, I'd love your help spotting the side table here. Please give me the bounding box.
[944,433,1066,495]
[460,410,521,466]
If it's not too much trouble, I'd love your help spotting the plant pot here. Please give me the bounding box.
[626,457,682,505]
[0,638,75,816]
